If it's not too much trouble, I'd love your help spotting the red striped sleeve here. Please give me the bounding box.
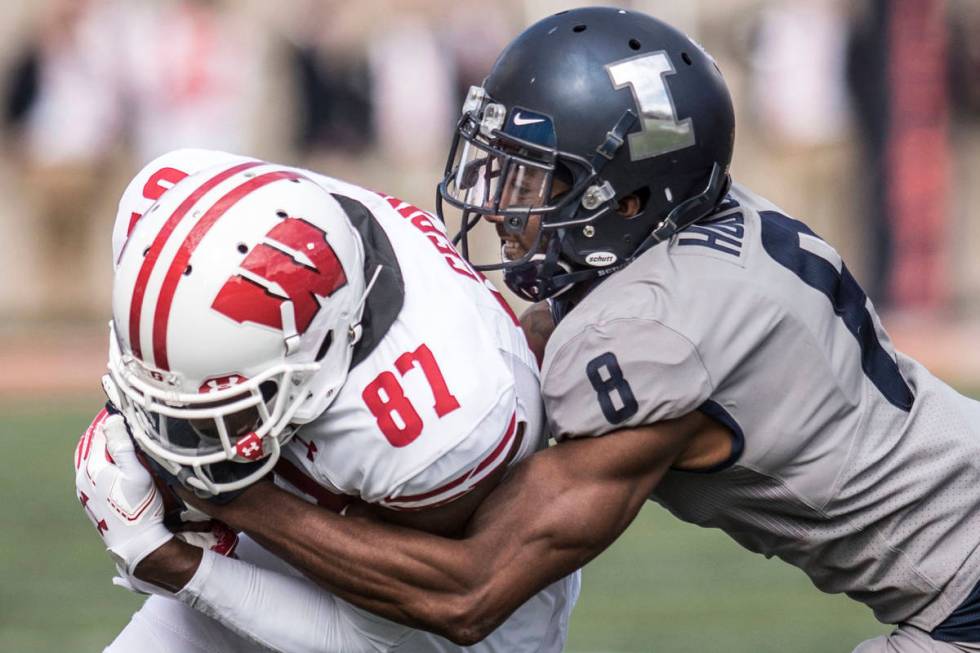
[382,412,520,510]
[273,458,352,514]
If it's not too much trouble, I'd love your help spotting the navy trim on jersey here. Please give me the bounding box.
[332,194,405,368]
[676,211,745,257]
[675,399,745,474]
[548,196,744,323]
[932,577,980,642]
[759,210,913,411]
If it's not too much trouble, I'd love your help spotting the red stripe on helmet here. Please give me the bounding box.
[129,161,261,362]
[152,170,303,370]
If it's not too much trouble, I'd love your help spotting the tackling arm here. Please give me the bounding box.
[182,412,702,644]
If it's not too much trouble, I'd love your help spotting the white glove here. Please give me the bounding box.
[74,410,174,579]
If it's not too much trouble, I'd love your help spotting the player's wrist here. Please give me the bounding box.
[182,479,276,532]
[133,537,203,592]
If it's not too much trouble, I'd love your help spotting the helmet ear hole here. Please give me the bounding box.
[617,187,651,220]
[315,330,334,362]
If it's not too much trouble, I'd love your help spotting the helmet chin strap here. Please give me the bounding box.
[282,301,301,354]
[512,163,730,303]
[630,163,730,261]
[281,265,381,356]
[505,234,587,302]
[348,265,383,346]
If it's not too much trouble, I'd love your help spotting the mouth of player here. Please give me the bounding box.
[500,237,528,261]
[497,218,550,263]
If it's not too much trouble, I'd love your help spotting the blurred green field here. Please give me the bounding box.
[0,397,890,653]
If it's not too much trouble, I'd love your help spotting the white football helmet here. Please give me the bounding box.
[111,148,258,269]
[107,160,369,496]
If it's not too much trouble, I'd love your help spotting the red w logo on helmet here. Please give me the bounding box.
[212,218,347,334]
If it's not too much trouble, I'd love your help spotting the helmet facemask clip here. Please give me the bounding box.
[591,109,638,170]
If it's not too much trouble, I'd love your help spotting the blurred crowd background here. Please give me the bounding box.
[1,0,980,394]
[2,3,975,650]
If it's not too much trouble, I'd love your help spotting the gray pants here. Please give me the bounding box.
[854,625,980,652]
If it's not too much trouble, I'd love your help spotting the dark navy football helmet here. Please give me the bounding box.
[437,6,735,302]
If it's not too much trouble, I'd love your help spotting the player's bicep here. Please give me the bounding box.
[477,416,697,552]
[462,414,704,632]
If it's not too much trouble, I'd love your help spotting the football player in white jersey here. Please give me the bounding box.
[156,8,980,653]
[73,147,580,652]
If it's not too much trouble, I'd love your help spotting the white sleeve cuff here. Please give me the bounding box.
[176,549,405,653]
[176,546,218,606]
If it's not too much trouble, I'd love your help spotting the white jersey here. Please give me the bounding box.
[273,175,542,510]
[112,150,576,653]
[114,150,541,510]
[543,183,980,630]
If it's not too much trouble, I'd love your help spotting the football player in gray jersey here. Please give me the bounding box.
[179,7,980,652]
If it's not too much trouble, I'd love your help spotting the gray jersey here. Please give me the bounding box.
[541,184,980,629]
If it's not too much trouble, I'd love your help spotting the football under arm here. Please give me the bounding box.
[207,414,700,645]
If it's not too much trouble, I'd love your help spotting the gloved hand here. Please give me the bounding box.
[73,409,174,580]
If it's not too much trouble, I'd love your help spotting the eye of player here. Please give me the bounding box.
[187,380,278,442]
[500,164,550,210]
[189,406,262,442]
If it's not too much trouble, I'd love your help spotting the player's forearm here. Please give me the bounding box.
[195,423,685,644]
[217,434,664,644]
[219,483,489,639]
[131,513,408,651]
